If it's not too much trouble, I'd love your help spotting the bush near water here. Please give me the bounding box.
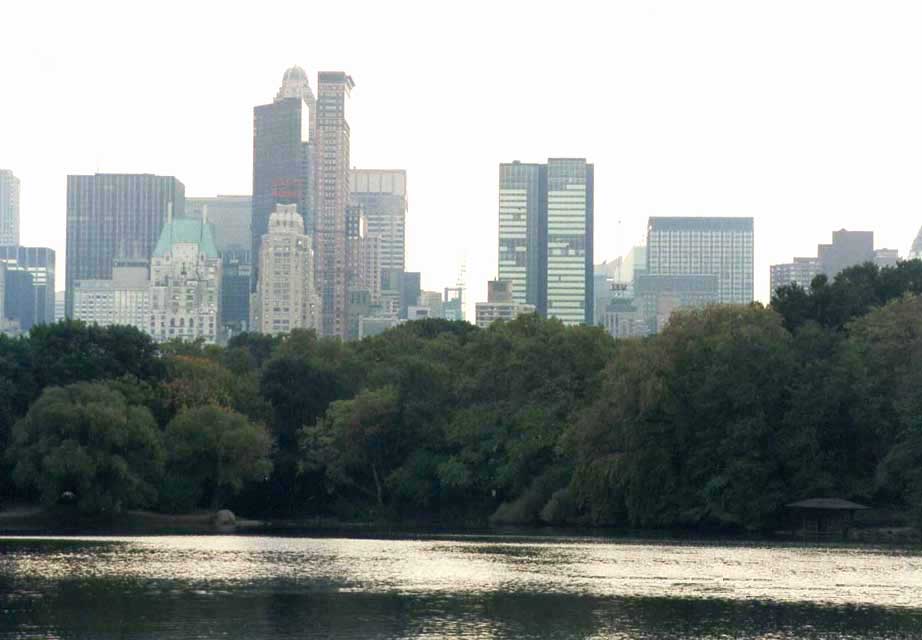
[2,260,922,531]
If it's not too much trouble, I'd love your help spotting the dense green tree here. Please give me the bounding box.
[7,382,164,513]
[163,406,273,511]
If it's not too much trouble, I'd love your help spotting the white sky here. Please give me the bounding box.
[3,0,922,315]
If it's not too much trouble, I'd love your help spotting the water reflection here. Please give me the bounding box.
[1,535,921,639]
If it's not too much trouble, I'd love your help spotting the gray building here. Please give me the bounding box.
[647,217,753,305]
[818,230,874,278]
[253,67,314,294]
[0,170,20,247]
[0,246,55,329]
[350,170,407,275]
[874,248,900,269]
[770,257,821,293]
[65,173,185,317]
[911,226,922,260]
[635,274,720,334]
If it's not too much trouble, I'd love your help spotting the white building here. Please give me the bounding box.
[252,204,320,336]
[72,260,150,330]
[149,217,222,344]
[0,170,20,247]
[475,280,535,329]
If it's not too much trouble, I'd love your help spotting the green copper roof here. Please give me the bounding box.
[152,217,219,258]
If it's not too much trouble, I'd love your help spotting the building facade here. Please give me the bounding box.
[635,274,720,334]
[0,170,20,247]
[818,229,874,277]
[252,68,314,294]
[65,173,185,317]
[474,279,535,329]
[252,204,320,336]
[647,217,753,305]
[72,260,150,330]
[148,218,221,344]
[770,257,821,294]
[350,169,407,274]
[0,246,55,328]
[498,162,546,313]
[314,71,354,338]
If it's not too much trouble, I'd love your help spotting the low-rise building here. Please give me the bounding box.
[72,260,150,330]
[475,280,535,329]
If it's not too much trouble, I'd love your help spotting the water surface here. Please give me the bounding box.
[1,534,921,638]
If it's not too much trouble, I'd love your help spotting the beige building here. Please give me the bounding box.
[72,260,150,330]
[253,204,320,336]
[149,218,222,344]
[475,280,535,329]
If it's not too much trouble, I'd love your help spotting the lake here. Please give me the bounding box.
[1,533,921,639]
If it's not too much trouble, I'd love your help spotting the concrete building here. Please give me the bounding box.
[65,173,185,317]
[252,68,314,292]
[350,169,407,274]
[818,230,874,278]
[874,248,900,269]
[418,291,443,318]
[0,246,56,328]
[148,217,221,344]
[0,170,20,247]
[54,291,65,323]
[647,217,753,305]
[314,71,355,338]
[72,260,150,330]
[603,297,644,339]
[911,227,922,260]
[252,204,320,336]
[475,279,535,329]
[443,286,464,321]
[635,274,720,334]
[359,315,399,338]
[770,257,821,294]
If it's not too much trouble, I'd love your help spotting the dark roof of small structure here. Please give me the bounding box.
[786,498,869,510]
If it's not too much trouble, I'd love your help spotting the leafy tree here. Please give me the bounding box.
[163,406,273,510]
[301,387,402,510]
[7,382,164,513]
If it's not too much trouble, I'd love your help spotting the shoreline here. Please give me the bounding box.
[0,505,919,545]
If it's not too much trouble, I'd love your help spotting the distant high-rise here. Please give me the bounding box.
[253,204,319,336]
[148,217,221,344]
[647,217,754,305]
[350,170,407,274]
[187,195,253,335]
[72,260,150,331]
[65,174,184,317]
[770,257,821,293]
[498,162,546,313]
[910,226,922,260]
[497,158,594,325]
[0,246,56,329]
[314,71,354,338]
[252,68,314,293]
[818,229,874,278]
[0,170,20,246]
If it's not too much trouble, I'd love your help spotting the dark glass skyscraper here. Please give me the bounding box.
[252,67,314,292]
[498,162,547,315]
[65,174,184,317]
[0,246,56,331]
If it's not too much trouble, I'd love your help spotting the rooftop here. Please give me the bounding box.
[152,218,219,258]
[786,498,869,510]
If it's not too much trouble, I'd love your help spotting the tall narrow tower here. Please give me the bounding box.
[0,170,21,247]
[313,72,354,338]
[252,67,315,295]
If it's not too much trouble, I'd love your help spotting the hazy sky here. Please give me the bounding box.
[3,0,922,313]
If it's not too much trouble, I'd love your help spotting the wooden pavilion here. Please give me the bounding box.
[786,498,869,539]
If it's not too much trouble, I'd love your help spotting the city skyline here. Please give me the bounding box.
[4,2,922,316]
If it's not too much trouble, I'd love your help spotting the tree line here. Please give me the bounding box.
[2,259,922,531]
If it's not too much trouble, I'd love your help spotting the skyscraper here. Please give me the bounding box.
[0,170,20,247]
[314,71,354,338]
[0,246,56,328]
[149,217,221,344]
[252,68,314,293]
[252,204,320,336]
[646,217,754,305]
[65,174,184,317]
[498,158,593,325]
[498,162,546,312]
[350,169,407,274]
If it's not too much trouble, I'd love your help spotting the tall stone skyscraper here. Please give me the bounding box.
[497,158,593,325]
[314,72,354,338]
[350,169,407,274]
[253,204,320,336]
[0,170,20,247]
[65,173,184,317]
[252,67,315,293]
